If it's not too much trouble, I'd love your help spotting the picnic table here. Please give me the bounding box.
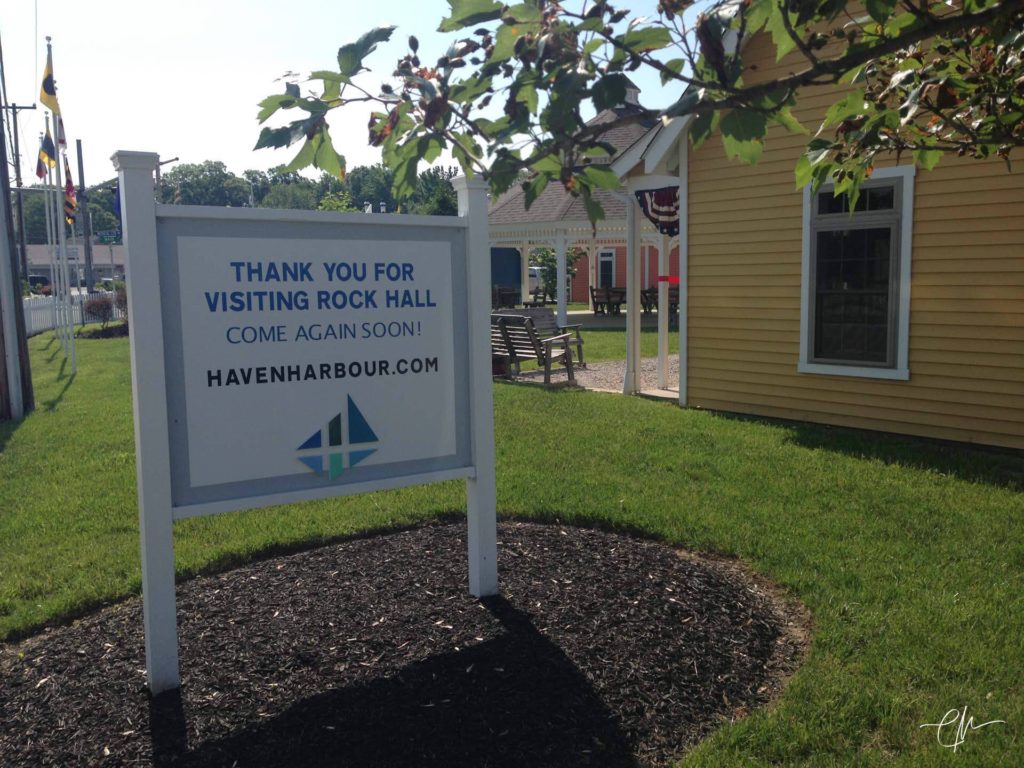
[590,286,626,315]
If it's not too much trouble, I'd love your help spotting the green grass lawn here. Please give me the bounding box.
[2,331,1022,766]
[579,327,680,363]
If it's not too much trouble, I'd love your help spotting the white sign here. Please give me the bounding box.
[175,236,458,489]
[114,151,497,696]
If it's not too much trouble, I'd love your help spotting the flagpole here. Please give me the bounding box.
[40,130,58,338]
[43,125,64,352]
[54,143,76,373]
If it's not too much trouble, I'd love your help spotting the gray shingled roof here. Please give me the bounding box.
[489,103,657,226]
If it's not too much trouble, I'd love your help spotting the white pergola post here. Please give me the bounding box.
[587,239,596,310]
[678,138,689,407]
[623,197,642,394]
[554,231,567,326]
[657,233,669,390]
[519,240,530,303]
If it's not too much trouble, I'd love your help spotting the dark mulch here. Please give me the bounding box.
[77,322,129,339]
[0,521,807,767]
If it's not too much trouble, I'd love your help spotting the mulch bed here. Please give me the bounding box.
[0,521,808,767]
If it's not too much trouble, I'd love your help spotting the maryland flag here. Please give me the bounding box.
[36,129,56,178]
[63,156,78,224]
[55,114,67,147]
[40,45,61,114]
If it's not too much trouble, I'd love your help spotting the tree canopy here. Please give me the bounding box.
[21,159,457,243]
[256,0,1023,218]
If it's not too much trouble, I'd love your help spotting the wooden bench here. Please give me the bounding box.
[491,286,520,309]
[589,286,626,315]
[490,314,575,385]
[523,287,550,308]
[494,307,585,368]
[640,286,680,315]
[607,287,626,314]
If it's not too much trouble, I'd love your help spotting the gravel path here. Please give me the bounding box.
[518,354,680,392]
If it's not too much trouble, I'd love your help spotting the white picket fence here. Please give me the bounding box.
[23,291,125,337]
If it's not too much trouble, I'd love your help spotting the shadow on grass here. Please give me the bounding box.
[149,596,635,767]
[40,357,76,412]
[713,410,1024,492]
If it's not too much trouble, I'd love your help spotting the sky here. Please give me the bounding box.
[3,0,678,188]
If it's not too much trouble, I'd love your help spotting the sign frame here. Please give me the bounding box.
[113,151,497,694]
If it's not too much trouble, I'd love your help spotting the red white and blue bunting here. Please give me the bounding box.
[634,186,679,237]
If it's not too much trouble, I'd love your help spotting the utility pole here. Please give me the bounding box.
[76,140,94,291]
[1,103,36,278]
[0,98,33,417]
[153,156,178,204]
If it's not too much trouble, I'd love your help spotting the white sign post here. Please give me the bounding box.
[113,151,497,695]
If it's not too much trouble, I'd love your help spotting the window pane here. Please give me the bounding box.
[818,192,847,215]
[866,186,894,210]
[814,227,892,363]
[817,184,896,214]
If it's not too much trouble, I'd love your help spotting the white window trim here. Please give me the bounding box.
[799,165,914,381]
[598,248,616,287]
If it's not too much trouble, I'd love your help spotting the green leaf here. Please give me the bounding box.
[439,0,503,32]
[719,109,767,165]
[314,132,346,179]
[491,24,519,63]
[689,111,720,150]
[506,3,542,23]
[839,65,866,86]
[617,26,671,54]
[530,154,562,174]
[337,26,396,78]
[592,74,629,111]
[884,12,919,36]
[581,165,620,191]
[516,82,538,114]
[743,0,774,33]
[823,89,867,128]
[865,0,897,24]
[581,188,605,225]
[914,147,943,171]
[256,94,297,124]
[418,135,444,165]
[764,3,798,62]
[660,59,686,86]
[795,141,836,190]
[449,75,493,104]
[283,137,317,172]
[523,173,549,209]
[771,106,808,135]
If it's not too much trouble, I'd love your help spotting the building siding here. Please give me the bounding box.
[686,32,1024,449]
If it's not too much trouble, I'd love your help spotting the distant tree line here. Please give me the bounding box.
[20,161,459,243]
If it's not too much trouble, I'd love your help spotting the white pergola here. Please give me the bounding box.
[487,218,669,320]
[612,116,690,401]
[488,116,689,399]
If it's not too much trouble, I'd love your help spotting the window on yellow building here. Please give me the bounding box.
[799,166,914,381]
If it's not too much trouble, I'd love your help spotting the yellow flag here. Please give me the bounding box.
[40,48,61,114]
